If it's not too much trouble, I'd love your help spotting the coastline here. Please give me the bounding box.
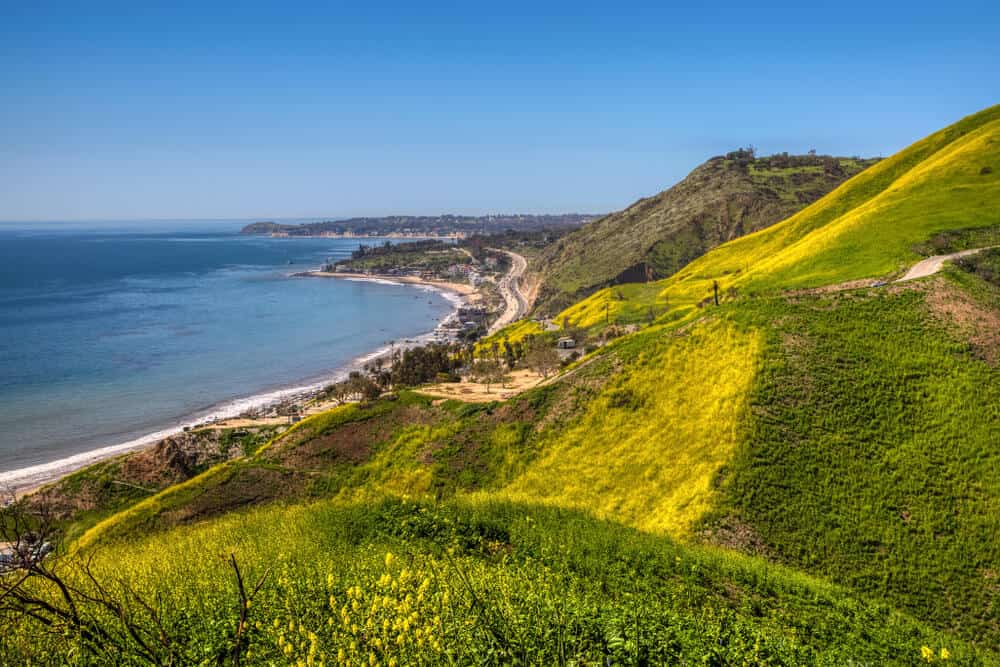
[296,269,481,301]
[1,275,475,499]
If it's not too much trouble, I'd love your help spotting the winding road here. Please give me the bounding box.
[896,246,996,282]
[487,249,528,334]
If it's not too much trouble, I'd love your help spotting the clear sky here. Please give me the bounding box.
[2,1,998,222]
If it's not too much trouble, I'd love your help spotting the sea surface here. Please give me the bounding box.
[0,223,456,488]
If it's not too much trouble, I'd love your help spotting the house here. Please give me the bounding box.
[556,337,576,349]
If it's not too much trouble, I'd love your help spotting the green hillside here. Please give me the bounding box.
[559,104,1000,328]
[5,497,989,664]
[5,105,1000,664]
[531,152,877,315]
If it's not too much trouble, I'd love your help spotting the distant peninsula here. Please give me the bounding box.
[240,213,598,238]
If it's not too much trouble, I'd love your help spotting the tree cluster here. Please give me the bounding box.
[350,239,448,261]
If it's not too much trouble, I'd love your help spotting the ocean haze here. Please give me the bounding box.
[0,226,455,477]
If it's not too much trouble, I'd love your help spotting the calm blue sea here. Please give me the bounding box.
[0,224,455,486]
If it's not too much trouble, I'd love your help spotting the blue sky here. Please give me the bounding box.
[2,1,998,221]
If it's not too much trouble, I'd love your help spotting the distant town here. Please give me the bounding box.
[240,213,599,238]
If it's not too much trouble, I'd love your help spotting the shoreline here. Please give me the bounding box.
[296,269,481,300]
[1,276,475,499]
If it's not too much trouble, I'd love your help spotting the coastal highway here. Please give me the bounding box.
[487,249,528,334]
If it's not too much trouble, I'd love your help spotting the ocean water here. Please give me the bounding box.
[0,225,456,487]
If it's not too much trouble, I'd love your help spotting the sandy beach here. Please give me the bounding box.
[298,270,482,301]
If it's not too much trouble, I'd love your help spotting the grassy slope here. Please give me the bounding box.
[503,317,761,536]
[475,318,543,353]
[531,154,875,315]
[702,279,1000,646]
[558,104,1000,328]
[12,498,993,664]
[73,365,616,547]
[29,426,278,544]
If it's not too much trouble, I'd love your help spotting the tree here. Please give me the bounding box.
[346,371,380,402]
[470,360,505,393]
[502,339,516,369]
[523,341,560,379]
[328,380,353,405]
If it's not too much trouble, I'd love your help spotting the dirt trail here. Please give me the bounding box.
[896,247,995,282]
[488,249,528,334]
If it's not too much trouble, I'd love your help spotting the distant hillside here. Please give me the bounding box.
[531,152,878,314]
[241,213,597,237]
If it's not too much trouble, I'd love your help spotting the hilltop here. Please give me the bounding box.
[530,152,878,314]
[3,105,999,664]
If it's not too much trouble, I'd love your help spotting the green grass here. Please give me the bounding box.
[502,317,762,536]
[5,497,993,665]
[701,280,1000,646]
[474,318,543,354]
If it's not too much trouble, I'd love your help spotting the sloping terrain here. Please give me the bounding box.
[6,497,987,664]
[531,152,876,314]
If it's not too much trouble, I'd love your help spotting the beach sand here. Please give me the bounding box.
[300,270,482,301]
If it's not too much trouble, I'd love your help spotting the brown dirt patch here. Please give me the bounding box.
[924,278,1000,364]
[270,405,440,470]
[25,428,259,519]
[162,466,302,525]
[700,517,771,557]
[277,421,380,469]
[417,369,545,403]
[785,278,884,296]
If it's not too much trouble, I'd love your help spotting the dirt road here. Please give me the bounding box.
[896,247,995,282]
[488,249,528,334]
